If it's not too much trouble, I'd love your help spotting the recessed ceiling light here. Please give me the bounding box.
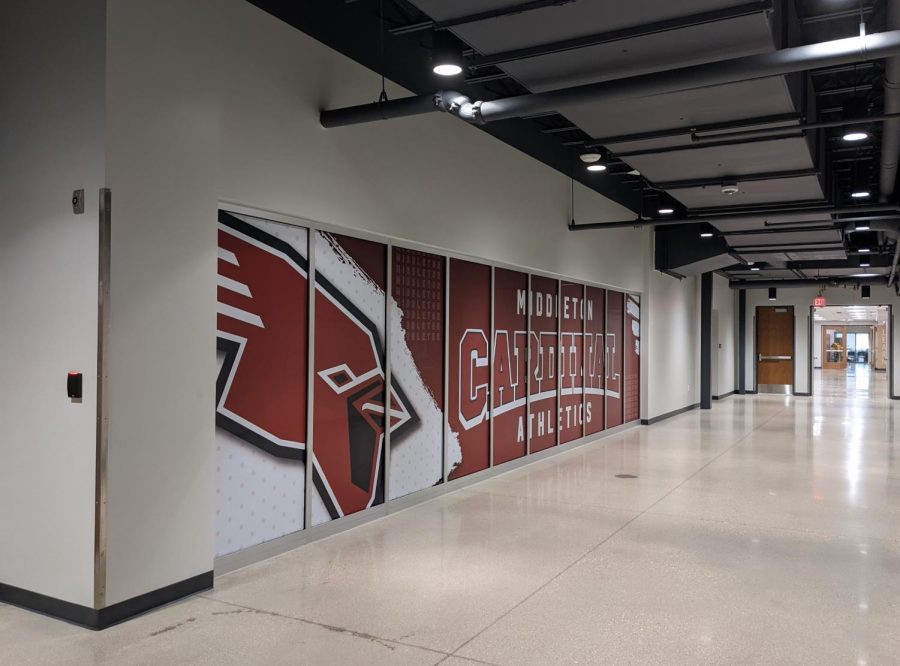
[854,222,871,231]
[750,266,761,271]
[658,208,674,215]
[432,32,464,77]
[433,63,463,76]
[842,131,869,142]
[851,190,871,198]
[859,247,871,253]
[700,232,714,238]
[586,163,607,172]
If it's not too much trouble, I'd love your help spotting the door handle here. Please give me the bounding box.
[758,355,792,361]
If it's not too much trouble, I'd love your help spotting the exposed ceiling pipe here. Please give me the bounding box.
[568,204,900,230]
[881,1,900,199]
[691,111,900,143]
[888,240,900,286]
[321,30,900,127]
[729,278,885,289]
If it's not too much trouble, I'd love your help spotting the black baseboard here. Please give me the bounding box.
[792,392,812,397]
[641,402,700,426]
[712,390,736,401]
[0,571,212,630]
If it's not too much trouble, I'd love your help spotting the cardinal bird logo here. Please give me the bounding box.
[215,211,416,520]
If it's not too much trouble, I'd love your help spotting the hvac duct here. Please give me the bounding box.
[567,203,900,230]
[881,1,900,199]
[729,278,886,289]
[322,30,900,127]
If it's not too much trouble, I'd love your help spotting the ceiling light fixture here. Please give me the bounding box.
[431,32,463,77]
[859,247,871,253]
[842,130,869,142]
[579,150,602,163]
[586,163,607,172]
[860,257,871,268]
[854,221,871,232]
[700,232,714,238]
[851,190,871,198]
[658,208,674,215]
[750,266,761,271]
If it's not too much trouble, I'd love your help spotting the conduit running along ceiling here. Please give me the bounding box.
[400,0,895,283]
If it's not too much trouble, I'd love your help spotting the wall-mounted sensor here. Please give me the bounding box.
[67,371,83,399]
[72,189,84,214]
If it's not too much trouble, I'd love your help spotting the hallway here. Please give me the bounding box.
[815,364,889,401]
[3,393,899,665]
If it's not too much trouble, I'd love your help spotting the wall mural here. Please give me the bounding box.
[215,210,640,557]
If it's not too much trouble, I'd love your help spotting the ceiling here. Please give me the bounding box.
[814,304,889,321]
[255,0,900,289]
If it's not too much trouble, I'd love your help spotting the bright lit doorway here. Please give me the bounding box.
[813,305,890,400]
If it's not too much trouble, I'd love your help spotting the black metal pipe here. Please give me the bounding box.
[467,2,772,70]
[320,91,471,128]
[568,204,900,231]
[692,111,900,143]
[389,0,576,35]
[477,31,900,123]
[321,30,900,128]
[729,277,886,289]
[654,169,819,190]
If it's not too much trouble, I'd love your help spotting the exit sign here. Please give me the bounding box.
[814,296,827,307]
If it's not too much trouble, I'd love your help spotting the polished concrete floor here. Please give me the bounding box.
[815,363,888,400]
[3,387,899,665]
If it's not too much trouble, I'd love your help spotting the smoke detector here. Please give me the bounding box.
[721,180,740,196]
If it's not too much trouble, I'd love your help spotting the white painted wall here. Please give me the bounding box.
[219,1,643,290]
[0,0,105,606]
[744,286,899,397]
[103,0,219,605]
[3,0,709,608]
[712,274,736,397]
[644,271,700,417]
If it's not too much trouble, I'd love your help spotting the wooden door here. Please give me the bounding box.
[756,306,794,392]
[822,326,847,370]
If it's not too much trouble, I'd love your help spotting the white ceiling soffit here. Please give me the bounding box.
[711,214,830,232]
[727,229,842,247]
[673,173,823,209]
[784,249,847,260]
[409,0,823,215]
[627,136,814,183]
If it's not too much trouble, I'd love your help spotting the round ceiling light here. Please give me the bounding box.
[842,130,869,142]
[586,163,607,172]
[432,32,463,77]
[433,63,462,76]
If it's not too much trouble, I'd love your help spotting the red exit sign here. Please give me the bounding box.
[814,296,827,308]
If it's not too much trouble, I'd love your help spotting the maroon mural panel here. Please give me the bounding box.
[448,259,491,480]
[389,247,445,499]
[559,281,585,444]
[584,286,605,436]
[493,268,528,465]
[606,289,625,429]
[312,232,415,526]
[529,275,558,452]
[624,294,641,423]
